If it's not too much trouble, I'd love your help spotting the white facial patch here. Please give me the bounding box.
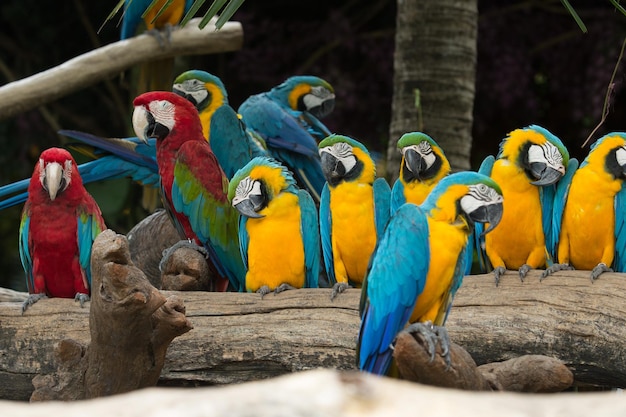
[403,141,436,170]
[528,142,564,172]
[175,79,209,104]
[616,146,626,167]
[303,86,335,110]
[460,183,503,214]
[326,142,357,174]
[232,176,262,206]
[148,100,176,131]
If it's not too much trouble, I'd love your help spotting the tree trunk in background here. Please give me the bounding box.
[387,0,477,180]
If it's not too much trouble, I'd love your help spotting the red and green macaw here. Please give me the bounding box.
[545,132,626,281]
[318,134,390,299]
[228,156,320,296]
[474,125,570,284]
[19,148,106,313]
[357,171,504,375]
[238,77,334,202]
[132,91,246,292]
[390,132,451,212]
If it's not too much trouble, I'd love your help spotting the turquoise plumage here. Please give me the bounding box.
[357,171,504,375]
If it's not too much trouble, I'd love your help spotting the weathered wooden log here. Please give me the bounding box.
[0,17,243,120]
[28,230,192,401]
[3,369,626,417]
[2,269,626,401]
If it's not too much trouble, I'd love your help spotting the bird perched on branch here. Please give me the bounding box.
[318,134,390,299]
[474,125,571,285]
[132,91,246,292]
[228,156,320,296]
[357,171,503,375]
[545,132,626,281]
[238,77,335,202]
[19,148,106,313]
[390,132,451,212]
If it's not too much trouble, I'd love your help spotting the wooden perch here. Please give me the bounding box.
[2,269,626,401]
[3,369,626,417]
[28,230,192,401]
[0,18,243,120]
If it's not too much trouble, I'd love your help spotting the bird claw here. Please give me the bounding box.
[74,292,90,307]
[21,293,47,315]
[404,322,452,369]
[330,282,350,301]
[274,283,296,295]
[540,263,574,281]
[257,285,271,299]
[493,266,506,287]
[591,263,612,282]
[518,264,531,282]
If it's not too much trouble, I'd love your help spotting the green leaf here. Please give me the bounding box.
[198,0,229,29]
[180,0,208,27]
[98,0,125,34]
[560,0,588,33]
[215,0,246,29]
[609,0,626,18]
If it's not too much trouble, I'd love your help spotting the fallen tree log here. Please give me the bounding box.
[1,269,625,400]
[2,369,626,417]
[0,17,243,120]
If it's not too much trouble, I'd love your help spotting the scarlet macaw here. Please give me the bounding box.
[390,132,451,212]
[357,171,504,375]
[132,91,246,292]
[318,134,390,299]
[228,156,320,296]
[19,148,106,313]
[474,125,570,284]
[545,132,626,280]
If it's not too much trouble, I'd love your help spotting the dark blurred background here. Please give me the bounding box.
[1,0,625,289]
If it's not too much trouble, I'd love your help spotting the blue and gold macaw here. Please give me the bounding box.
[228,156,320,296]
[474,125,570,284]
[357,171,504,375]
[264,76,336,141]
[390,132,451,213]
[238,79,328,202]
[544,132,626,281]
[318,134,390,299]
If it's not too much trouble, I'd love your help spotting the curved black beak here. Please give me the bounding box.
[320,151,343,181]
[172,87,197,107]
[309,97,335,119]
[530,163,564,186]
[404,148,426,177]
[234,198,264,219]
[469,202,504,236]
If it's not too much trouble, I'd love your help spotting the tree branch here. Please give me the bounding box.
[0,18,243,120]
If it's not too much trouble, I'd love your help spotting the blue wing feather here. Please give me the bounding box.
[373,177,391,239]
[472,155,495,272]
[357,203,430,375]
[389,179,406,215]
[319,183,335,285]
[298,189,320,289]
[549,158,579,262]
[18,209,33,293]
[614,182,626,272]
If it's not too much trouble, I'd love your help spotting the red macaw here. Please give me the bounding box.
[131,91,246,292]
[19,148,106,313]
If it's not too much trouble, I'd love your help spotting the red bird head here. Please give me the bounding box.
[28,147,83,201]
[132,91,204,144]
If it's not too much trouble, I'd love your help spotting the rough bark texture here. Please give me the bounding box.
[4,369,626,417]
[2,269,626,401]
[28,230,192,401]
[387,0,477,180]
[0,18,243,120]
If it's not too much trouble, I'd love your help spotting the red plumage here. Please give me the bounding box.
[21,147,106,299]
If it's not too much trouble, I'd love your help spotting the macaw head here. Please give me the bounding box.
[498,125,569,186]
[423,171,504,235]
[270,75,335,119]
[172,70,228,114]
[228,156,297,218]
[583,132,626,179]
[318,134,375,186]
[397,132,451,183]
[132,91,204,144]
[31,147,81,201]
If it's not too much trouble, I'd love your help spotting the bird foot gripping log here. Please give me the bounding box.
[30,229,193,401]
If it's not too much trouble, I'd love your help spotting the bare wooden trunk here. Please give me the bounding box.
[1,269,625,401]
[387,0,477,180]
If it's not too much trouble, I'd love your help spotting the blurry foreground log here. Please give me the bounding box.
[29,230,192,401]
[0,17,243,120]
[2,269,626,400]
[3,369,626,417]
